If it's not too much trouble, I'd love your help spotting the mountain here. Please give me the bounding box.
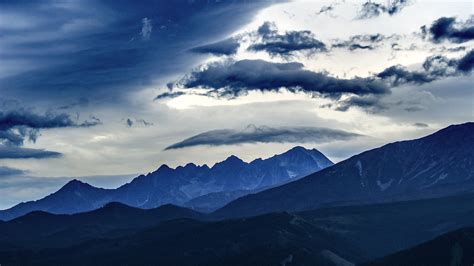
[215,122,474,218]
[0,180,115,221]
[0,146,333,220]
[2,191,474,265]
[362,227,474,266]
[0,202,204,250]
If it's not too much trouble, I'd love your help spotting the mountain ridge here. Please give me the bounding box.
[0,146,333,220]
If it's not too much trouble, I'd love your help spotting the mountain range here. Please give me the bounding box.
[215,122,474,218]
[2,189,474,265]
[0,146,333,220]
[0,122,472,265]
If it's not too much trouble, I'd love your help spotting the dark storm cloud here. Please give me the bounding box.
[357,0,411,19]
[377,49,474,86]
[0,146,62,159]
[0,166,27,177]
[177,59,389,98]
[422,16,474,43]
[190,38,240,56]
[0,0,277,105]
[248,22,327,57]
[165,125,362,150]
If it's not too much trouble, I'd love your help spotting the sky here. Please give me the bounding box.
[0,0,473,209]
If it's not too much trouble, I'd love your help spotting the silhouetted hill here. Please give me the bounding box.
[0,212,362,266]
[0,202,204,250]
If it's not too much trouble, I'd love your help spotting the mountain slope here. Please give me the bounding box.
[361,227,474,266]
[299,191,474,260]
[215,122,474,218]
[0,146,332,220]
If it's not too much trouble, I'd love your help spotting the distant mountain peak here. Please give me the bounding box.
[225,155,243,162]
[59,179,92,191]
[185,162,197,168]
[288,145,307,151]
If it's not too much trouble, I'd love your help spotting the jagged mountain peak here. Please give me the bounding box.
[212,155,246,169]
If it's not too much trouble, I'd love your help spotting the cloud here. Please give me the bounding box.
[165,125,362,150]
[0,166,27,177]
[333,95,388,113]
[377,49,474,86]
[123,118,153,128]
[154,91,187,100]
[248,21,327,57]
[0,103,100,159]
[357,0,411,19]
[316,4,336,16]
[0,146,62,159]
[331,34,390,51]
[140,17,152,40]
[413,122,429,128]
[422,16,474,43]
[190,38,240,56]
[176,59,389,98]
[125,118,133,127]
[457,49,474,72]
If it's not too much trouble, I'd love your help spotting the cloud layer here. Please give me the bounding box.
[0,146,62,159]
[165,125,362,150]
[0,0,274,105]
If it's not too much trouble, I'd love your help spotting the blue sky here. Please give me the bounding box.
[0,0,473,209]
